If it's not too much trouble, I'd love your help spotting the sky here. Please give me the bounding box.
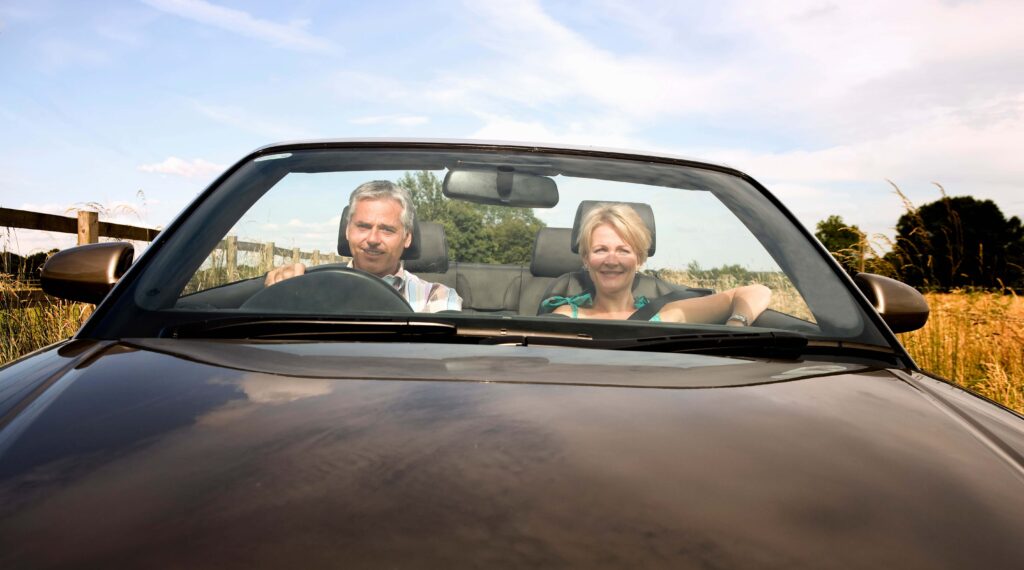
[1,0,1023,256]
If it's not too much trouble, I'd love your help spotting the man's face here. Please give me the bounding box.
[345,198,412,277]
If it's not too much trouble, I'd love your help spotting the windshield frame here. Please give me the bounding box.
[77,140,910,364]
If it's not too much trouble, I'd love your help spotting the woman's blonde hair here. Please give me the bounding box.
[576,203,652,266]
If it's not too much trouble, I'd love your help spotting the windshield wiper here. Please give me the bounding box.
[166,317,808,356]
[519,330,811,358]
[163,318,900,363]
[519,330,903,363]
[166,316,459,341]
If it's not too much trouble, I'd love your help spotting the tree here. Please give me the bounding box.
[892,195,1024,290]
[0,250,57,281]
[398,171,546,264]
[814,215,864,272]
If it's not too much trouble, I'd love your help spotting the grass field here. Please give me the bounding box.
[0,277,93,365]
[898,292,1024,413]
[2,272,1022,414]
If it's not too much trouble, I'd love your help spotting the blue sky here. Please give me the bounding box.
[2,0,1023,255]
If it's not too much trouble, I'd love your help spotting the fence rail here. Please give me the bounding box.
[0,207,161,243]
[2,207,343,303]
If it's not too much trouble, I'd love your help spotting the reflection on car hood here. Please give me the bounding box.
[2,340,1024,568]
[126,338,858,388]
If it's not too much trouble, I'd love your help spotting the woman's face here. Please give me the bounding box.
[586,223,639,295]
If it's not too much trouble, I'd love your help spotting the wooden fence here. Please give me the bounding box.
[0,207,160,245]
[216,235,343,280]
[2,207,342,301]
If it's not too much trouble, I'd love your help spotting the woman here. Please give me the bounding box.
[545,203,771,325]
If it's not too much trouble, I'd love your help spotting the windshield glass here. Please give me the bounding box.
[104,146,887,346]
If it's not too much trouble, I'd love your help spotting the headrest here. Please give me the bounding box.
[403,222,449,273]
[570,201,656,257]
[338,204,422,260]
[531,227,582,277]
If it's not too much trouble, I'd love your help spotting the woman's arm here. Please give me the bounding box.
[552,304,573,317]
[659,284,771,325]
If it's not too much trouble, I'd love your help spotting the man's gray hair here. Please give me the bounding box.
[345,180,415,235]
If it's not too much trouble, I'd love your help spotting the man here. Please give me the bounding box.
[265,180,462,312]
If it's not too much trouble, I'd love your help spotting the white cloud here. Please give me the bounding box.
[429,0,1024,150]
[697,93,1024,188]
[466,113,643,150]
[1,229,77,256]
[13,203,68,216]
[444,1,732,119]
[16,201,158,228]
[326,1,733,123]
[3,202,156,256]
[142,0,338,54]
[138,157,226,179]
[286,216,339,230]
[192,101,317,141]
[350,115,430,127]
[666,1,1024,144]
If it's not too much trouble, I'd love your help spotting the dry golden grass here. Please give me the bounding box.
[898,291,1024,413]
[644,274,1024,414]
[655,269,815,322]
[0,274,92,365]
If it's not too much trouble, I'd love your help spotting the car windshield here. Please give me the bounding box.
[89,144,889,348]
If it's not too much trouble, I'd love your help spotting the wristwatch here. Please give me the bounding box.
[726,313,749,326]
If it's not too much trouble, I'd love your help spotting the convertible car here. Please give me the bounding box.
[2,140,1023,568]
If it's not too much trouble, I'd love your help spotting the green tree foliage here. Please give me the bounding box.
[892,195,1024,290]
[398,171,545,265]
[814,215,864,272]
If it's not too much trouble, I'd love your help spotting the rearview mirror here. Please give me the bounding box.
[443,167,558,207]
[41,242,134,304]
[853,273,930,333]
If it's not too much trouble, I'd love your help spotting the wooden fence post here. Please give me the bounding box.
[262,242,275,273]
[226,236,238,281]
[312,249,320,266]
[292,247,300,265]
[77,211,98,245]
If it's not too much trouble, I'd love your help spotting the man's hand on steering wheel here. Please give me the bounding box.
[265,263,306,287]
[243,266,413,314]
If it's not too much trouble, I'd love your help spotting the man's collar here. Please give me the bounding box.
[346,260,406,289]
[382,263,406,290]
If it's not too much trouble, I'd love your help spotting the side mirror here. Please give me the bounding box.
[41,242,134,304]
[853,273,929,333]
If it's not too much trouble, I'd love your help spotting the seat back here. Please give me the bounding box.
[518,227,581,315]
[403,222,449,274]
[455,263,523,313]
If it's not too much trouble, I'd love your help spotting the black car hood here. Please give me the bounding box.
[2,339,1024,568]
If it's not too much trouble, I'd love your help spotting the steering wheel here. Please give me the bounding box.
[240,265,413,314]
